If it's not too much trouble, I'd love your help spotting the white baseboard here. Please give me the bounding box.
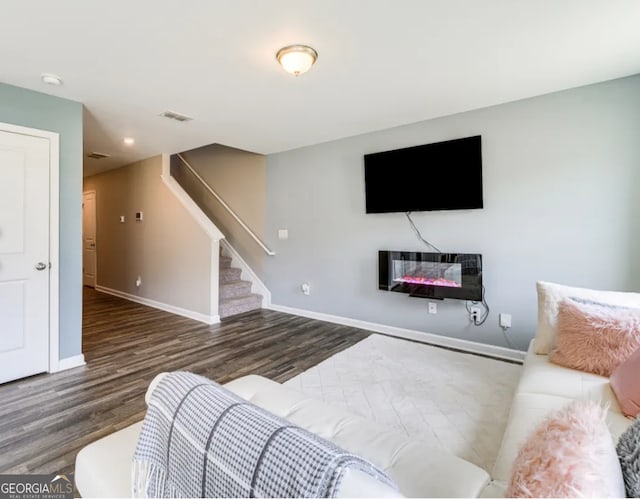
[52,354,86,373]
[267,303,525,362]
[95,285,220,325]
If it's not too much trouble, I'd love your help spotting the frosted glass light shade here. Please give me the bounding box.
[276,45,318,76]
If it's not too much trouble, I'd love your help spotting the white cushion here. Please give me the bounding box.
[492,392,578,482]
[535,281,640,354]
[75,420,402,498]
[225,375,490,498]
[75,421,143,498]
[519,342,623,413]
[479,480,506,498]
[336,469,403,498]
[76,374,489,498]
[492,390,632,484]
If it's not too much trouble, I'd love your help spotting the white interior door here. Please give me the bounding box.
[0,130,50,384]
[83,191,96,287]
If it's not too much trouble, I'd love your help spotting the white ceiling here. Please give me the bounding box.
[1,0,639,176]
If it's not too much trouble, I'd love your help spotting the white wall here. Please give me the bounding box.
[264,75,640,350]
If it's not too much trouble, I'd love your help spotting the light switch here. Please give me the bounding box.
[278,229,288,240]
[119,215,125,223]
[135,211,143,222]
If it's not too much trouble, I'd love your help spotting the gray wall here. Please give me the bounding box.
[84,156,214,316]
[178,144,267,277]
[0,83,83,359]
[265,74,640,351]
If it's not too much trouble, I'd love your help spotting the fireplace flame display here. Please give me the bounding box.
[379,251,483,301]
[391,259,463,289]
[394,276,462,288]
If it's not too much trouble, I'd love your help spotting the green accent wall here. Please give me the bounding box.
[0,82,83,359]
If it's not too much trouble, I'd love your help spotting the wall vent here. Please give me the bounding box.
[87,152,111,159]
[159,110,193,122]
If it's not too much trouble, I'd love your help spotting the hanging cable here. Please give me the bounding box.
[466,284,490,326]
[405,212,442,253]
[404,212,491,327]
[501,328,516,349]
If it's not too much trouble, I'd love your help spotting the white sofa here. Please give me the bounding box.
[482,340,632,496]
[75,373,490,498]
[75,340,631,497]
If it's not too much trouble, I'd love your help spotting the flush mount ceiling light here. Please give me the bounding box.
[276,45,318,76]
[123,137,135,146]
[41,73,63,86]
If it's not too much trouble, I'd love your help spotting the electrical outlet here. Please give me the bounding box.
[428,302,437,314]
[135,276,142,287]
[470,307,481,322]
[301,282,310,295]
[499,313,512,329]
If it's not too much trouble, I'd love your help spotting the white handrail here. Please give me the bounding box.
[175,153,275,256]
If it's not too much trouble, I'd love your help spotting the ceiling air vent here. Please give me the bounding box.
[159,110,193,122]
[87,152,111,160]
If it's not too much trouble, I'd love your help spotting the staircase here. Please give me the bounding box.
[218,254,263,319]
[166,153,272,321]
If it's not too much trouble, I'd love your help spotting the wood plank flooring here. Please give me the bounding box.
[0,287,369,477]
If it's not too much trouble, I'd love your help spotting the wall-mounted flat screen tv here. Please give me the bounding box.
[364,135,483,213]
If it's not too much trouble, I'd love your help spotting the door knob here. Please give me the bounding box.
[35,262,47,271]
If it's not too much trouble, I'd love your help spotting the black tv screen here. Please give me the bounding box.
[364,135,483,213]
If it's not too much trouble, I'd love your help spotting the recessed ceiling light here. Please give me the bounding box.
[123,137,135,146]
[41,73,63,86]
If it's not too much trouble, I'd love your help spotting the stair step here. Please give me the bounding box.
[219,255,232,269]
[219,267,242,284]
[220,280,252,300]
[219,293,262,319]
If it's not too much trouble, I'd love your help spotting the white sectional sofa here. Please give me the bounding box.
[75,339,631,497]
[75,373,490,498]
[484,340,632,496]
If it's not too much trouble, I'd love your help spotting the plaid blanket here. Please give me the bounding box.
[132,372,396,498]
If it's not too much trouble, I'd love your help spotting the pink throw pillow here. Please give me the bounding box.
[610,346,640,418]
[550,298,640,376]
[506,400,625,498]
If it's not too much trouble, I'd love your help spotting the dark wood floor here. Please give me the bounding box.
[0,287,369,477]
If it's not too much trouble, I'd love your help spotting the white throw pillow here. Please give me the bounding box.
[535,281,640,355]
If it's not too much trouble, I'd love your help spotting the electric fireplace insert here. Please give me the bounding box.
[379,251,482,301]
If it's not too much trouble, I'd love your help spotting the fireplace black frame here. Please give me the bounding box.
[378,250,482,301]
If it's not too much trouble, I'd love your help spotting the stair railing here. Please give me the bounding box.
[175,153,276,256]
